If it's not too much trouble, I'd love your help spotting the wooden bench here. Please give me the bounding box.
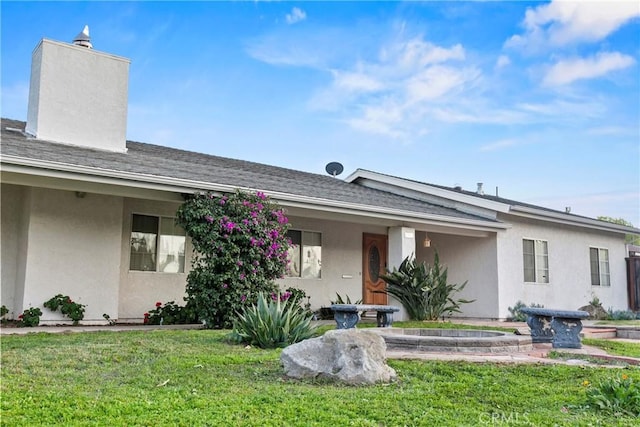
[520,307,589,349]
[330,304,400,329]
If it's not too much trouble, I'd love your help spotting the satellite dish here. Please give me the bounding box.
[325,162,344,177]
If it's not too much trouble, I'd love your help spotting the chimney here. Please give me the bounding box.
[26,26,130,152]
[476,182,484,195]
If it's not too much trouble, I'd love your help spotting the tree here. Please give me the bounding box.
[597,216,640,245]
[176,190,291,328]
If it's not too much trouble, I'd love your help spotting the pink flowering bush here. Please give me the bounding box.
[176,190,291,328]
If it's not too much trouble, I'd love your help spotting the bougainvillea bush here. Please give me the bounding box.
[176,190,291,328]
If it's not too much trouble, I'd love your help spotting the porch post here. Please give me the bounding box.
[387,227,416,321]
[388,227,415,269]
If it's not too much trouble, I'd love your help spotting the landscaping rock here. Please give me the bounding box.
[578,304,608,320]
[280,329,397,385]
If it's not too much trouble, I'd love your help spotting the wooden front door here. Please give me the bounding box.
[363,233,388,305]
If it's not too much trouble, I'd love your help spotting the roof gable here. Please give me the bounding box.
[345,168,640,235]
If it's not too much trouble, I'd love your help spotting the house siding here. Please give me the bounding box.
[279,215,388,312]
[1,184,29,318]
[1,186,123,323]
[497,214,628,318]
[418,232,501,319]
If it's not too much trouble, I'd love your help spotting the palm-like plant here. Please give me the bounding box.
[380,252,473,321]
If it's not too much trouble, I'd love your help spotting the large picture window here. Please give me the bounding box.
[130,214,185,273]
[590,247,610,286]
[523,239,549,283]
[286,230,322,278]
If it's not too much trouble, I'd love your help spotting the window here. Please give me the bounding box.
[590,247,610,286]
[286,230,321,278]
[523,239,549,283]
[130,214,185,273]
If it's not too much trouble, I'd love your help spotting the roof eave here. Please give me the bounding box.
[509,205,640,234]
[1,155,508,232]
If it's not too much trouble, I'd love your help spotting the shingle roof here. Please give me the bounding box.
[1,119,497,223]
[352,168,640,231]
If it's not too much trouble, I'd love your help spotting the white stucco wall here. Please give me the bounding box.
[278,215,388,311]
[1,184,29,318]
[416,232,501,318]
[17,188,123,324]
[118,198,193,321]
[497,215,629,318]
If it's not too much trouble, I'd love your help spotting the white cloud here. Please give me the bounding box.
[332,69,385,93]
[307,37,478,138]
[286,7,307,25]
[506,0,640,50]
[479,138,519,152]
[543,51,636,86]
[405,65,479,104]
[586,125,639,136]
[495,55,511,69]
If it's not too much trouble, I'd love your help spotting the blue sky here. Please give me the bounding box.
[2,1,639,225]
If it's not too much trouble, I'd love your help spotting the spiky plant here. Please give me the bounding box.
[230,292,317,349]
[380,252,473,321]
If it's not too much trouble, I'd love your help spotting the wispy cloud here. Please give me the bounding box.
[495,54,510,69]
[285,7,306,25]
[586,125,639,137]
[305,36,482,138]
[479,138,519,152]
[543,51,636,86]
[506,0,640,50]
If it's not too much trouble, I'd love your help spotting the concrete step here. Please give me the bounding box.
[581,328,617,339]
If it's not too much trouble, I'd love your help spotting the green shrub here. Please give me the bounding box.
[176,190,291,328]
[230,292,317,349]
[144,301,199,325]
[584,373,640,416]
[607,309,639,321]
[43,294,85,324]
[380,252,473,321]
[1,305,9,323]
[507,301,544,321]
[18,307,42,327]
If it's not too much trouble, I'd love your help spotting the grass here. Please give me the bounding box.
[2,329,639,426]
[583,338,640,359]
[595,319,640,326]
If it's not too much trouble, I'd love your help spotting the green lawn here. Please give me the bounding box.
[583,338,640,359]
[1,329,638,426]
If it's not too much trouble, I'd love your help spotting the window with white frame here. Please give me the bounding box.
[130,214,186,273]
[590,247,610,286]
[523,239,549,283]
[286,230,322,278]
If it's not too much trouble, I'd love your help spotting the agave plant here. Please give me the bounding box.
[230,292,317,349]
[380,252,473,321]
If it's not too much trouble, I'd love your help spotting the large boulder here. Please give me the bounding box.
[280,329,397,385]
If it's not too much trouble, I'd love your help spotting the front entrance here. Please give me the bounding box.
[362,233,388,305]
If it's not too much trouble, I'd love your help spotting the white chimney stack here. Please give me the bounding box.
[26,26,130,152]
[476,182,484,195]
